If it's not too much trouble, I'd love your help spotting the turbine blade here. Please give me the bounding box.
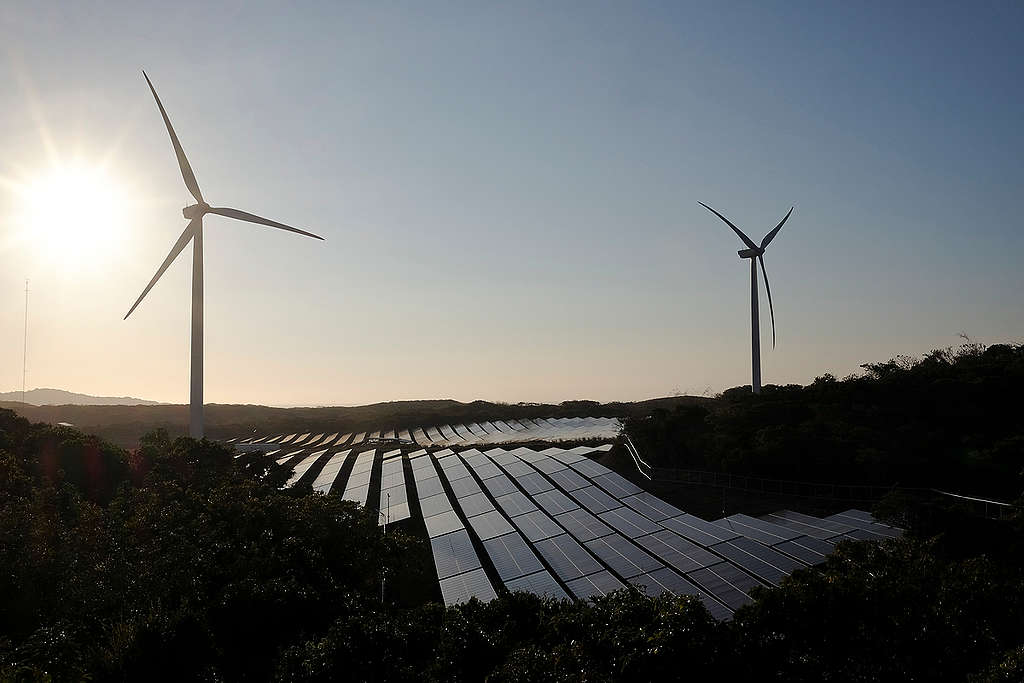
[757,254,777,349]
[698,202,759,251]
[124,219,198,320]
[143,71,203,203]
[760,206,794,250]
[207,206,325,240]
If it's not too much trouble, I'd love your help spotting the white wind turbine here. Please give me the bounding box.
[699,202,793,394]
[125,72,325,438]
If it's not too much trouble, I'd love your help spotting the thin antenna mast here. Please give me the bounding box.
[22,280,29,405]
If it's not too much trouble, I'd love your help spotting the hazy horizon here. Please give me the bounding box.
[2,2,1022,406]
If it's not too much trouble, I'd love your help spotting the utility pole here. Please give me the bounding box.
[22,280,29,405]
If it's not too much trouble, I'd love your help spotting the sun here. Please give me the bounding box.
[11,160,130,271]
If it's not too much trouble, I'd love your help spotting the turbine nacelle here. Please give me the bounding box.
[182,202,210,220]
[699,201,795,356]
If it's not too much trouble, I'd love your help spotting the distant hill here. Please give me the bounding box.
[0,388,162,406]
[0,396,708,448]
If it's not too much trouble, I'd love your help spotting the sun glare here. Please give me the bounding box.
[13,161,129,271]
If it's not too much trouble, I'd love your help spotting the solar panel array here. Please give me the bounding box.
[232,423,902,616]
[233,416,621,450]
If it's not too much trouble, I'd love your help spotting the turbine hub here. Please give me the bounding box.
[182,202,210,220]
[738,247,763,259]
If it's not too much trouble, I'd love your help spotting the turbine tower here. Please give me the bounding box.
[126,72,324,438]
[699,202,793,394]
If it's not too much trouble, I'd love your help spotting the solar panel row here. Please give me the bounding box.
[227,436,901,615]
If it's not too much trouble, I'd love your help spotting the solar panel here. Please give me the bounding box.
[449,475,483,499]
[569,458,612,479]
[457,492,496,518]
[483,532,545,581]
[379,501,410,524]
[502,460,535,477]
[629,567,703,599]
[481,474,518,498]
[415,476,446,499]
[285,449,328,486]
[598,507,662,538]
[839,527,891,542]
[531,457,569,475]
[564,570,626,600]
[569,486,621,514]
[774,538,829,565]
[311,450,351,493]
[687,563,759,611]
[504,570,570,600]
[380,472,405,491]
[379,448,411,524]
[634,529,722,573]
[420,493,455,518]
[424,510,465,538]
[343,452,373,503]
[466,510,516,541]
[709,538,803,586]
[661,514,741,546]
[621,492,685,522]
[494,490,538,517]
[488,450,519,466]
[276,449,306,465]
[410,454,436,472]
[834,508,876,523]
[768,509,857,536]
[825,512,902,538]
[554,508,616,542]
[591,472,643,498]
[533,534,604,580]
[584,534,662,579]
[465,459,503,480]
[349,451,376,475]
[438,568,497,606]
[437,425,460,441]
[439,461,471,482]
[760,512,849,540]
[548,450,590,465]
[546,467,590,491]
[304,433,324,447]
[513,471,555,496]
[713,513,803,546]
[511,509,564,542]
[534,489,580,516]
[342,485,368,504]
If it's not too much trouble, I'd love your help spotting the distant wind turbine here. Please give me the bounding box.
[699,202,793,394]
[125,71,324,438]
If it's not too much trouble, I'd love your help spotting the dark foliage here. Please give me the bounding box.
[3,339,1024,683]
[625,342,1024,499]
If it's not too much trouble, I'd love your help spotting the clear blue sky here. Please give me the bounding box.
[0,1,1022,405]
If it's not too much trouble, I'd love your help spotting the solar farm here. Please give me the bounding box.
[228,417,902,619]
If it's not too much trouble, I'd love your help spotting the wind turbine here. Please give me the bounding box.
[125,71,324,438]
[699,202,793,394]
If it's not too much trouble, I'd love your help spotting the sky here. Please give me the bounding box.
[0,1,1022,406]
